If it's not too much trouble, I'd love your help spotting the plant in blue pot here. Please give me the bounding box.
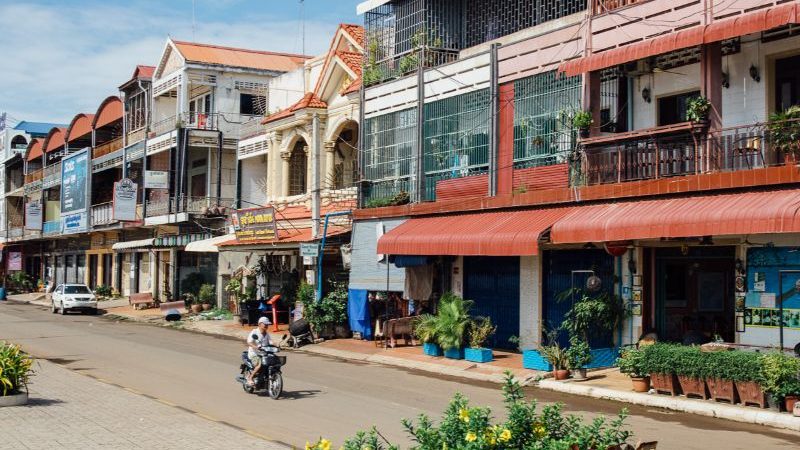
[465,317,495,363]
[414,313,442,357]
[436,293,473,360]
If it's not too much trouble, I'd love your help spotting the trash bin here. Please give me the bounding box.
[0,287,6,300]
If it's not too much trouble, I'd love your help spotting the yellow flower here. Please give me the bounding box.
[319,439,332,450]
[306,442,313,450]
[465,432,477,442]
[459,408,470,423]
[532,422,547,438]
[498,429,512,442]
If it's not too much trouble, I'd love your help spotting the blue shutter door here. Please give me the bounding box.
[464,256,520,349]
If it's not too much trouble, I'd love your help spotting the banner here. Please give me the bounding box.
[232,207,278,242]
[113,178,138,221]
[63,212,87,234]
[7,251,22,271]
[61,149,89,215]
[144,170,169,189]
[25,200,43,230]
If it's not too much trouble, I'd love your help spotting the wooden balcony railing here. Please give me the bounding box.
[93,136,123,159]
[126,127,147,146]
[592,0,644,15]
[91,202,115,226]
[145,196,234,218]
[25,168,43,184]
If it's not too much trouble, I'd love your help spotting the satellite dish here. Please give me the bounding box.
[586,275,602,292]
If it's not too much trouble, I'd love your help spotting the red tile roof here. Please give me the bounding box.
[262,92,327,124]
[341,24,365,47]
[341,76,362,95]
[65,113,95,142]
[44,127,67,153]
[135,65,155,79]
[336,50,362,75]
[27,139,43,162]
[173,40,310,72]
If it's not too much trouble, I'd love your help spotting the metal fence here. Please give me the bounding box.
[361,108,418,204]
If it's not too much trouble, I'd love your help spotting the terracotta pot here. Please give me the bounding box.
[650,372,680,396]
[201,303,212,311]
[785,395,799,413]
[190,304,202,313]
[735,380,767,408]
[677,375,708,400]
[706,378,737,403]
[553,369,570,380]
[631,376,650,393]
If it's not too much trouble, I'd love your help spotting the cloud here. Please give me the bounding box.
[0,1,343,124]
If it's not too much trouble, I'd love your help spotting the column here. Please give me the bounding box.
[304,145,311,195]
[582,71,602,137]
[324,140,336,190]
[701,42,722,172]
[97,254,104,288]
[280,151,291,197]
[150,251,159,300]
[169,248,178,299]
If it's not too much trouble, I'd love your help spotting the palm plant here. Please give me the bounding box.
[435,293,473,351]
[413,313,439,344]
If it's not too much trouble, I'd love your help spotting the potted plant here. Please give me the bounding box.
[0,341,34,407]
[465,317,495,363]
[760,351,800,412]
[687,96,711,132]
[94,284,113,300]
[617,347,650,392]
[540,340,569,380]
[414,313,442,357]
[573,110,593,138]
[198,283,215,311]
[643,343,681,396]
[673,345,709,400]
[303,282,348,340]
[435,293,473,360]
[224,278,242,306]
[325,282,351,338]
[768,105,800,162]
[566,336,592,380]
[558,288,629,367]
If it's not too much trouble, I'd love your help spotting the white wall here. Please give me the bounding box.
[519,255,540,349]
[240,155,269,207]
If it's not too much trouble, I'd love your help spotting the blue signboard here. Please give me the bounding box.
[61,149,89,215]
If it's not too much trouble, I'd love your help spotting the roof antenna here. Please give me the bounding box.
[300,0,305,55]
[192,0,197,41]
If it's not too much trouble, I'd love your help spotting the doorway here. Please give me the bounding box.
[463,256,520,349]
[775,54,800,111]
[655,246,735,343]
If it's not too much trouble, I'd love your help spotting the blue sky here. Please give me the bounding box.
[0,0,361,125]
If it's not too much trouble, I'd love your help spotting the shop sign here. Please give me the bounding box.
[7,251,22,271]
[61,149,89,214]
[300,243,319,257]
[232,207,278,242]
[113,178,138,221]
[63,212,87,234]
[144,170,169,189]
[25,200,43,230]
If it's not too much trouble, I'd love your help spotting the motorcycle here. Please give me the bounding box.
[236,344,285,399]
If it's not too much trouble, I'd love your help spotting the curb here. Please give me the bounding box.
[538,379,800,432]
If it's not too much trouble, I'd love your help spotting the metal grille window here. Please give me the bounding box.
[362,108,417,203]
[423,89,490,200]
[513,71,581,168]
[288,143,307,196]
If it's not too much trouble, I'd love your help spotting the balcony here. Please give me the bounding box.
[591,0,643,15]
[144,196,234,218]
[43,162,61,189]
[150,112,220,139]
[25,168,43,184]
[43,220,62,236]
[7,226,23,240]
[93,136,123,159]
[91,202,115,226]
[24,228,41,239]
[577,119,798,186]
[126,127,147,146]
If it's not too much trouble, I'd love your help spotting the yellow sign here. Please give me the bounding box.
[232,207,278,242]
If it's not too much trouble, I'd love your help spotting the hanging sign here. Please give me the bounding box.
[7,252,22,271]
[61,149,89,215]
[300,243,319,257]
[113,178,138,221]
[144,170,169,189]
[25,200,43,230]
[232,207,278,242]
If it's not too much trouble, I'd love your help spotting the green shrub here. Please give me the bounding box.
[306,372,636,450]
[303,281,348,331]
[671,345,706,379]
[468,317,496,349]
[413,313,439,344]
[0,341,34,396]
[705,350,763,382]
[572,110,593,129]
[617,347,647,378]
[198,283,216,304]
[686,96,711,122]
[94,285,113,298]
[434,293,473,351]
[760,351,800,401]
[640,343,678,375]
[565,336,592,370]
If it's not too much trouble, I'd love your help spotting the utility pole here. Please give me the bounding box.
[311,113,320,239]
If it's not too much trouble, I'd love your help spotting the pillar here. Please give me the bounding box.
[97,254,104,288]
[304,145,311,195]
[324,140,336,190]
[582,71,602,137]
[519,255,541,349]
[280,151,291,197]
[701,42,722,172]
[169,248,178,298]
[150,251,159,300]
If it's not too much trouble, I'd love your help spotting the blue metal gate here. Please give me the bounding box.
[464,257,520,349]
[542,250,614,348]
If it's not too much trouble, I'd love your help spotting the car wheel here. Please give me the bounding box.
[60,302,66,315]
[51,301,57,314]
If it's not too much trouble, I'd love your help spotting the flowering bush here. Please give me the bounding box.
[307,372,635,449]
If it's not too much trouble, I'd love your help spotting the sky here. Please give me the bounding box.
[0,0,362,125]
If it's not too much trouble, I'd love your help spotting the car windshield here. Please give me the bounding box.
[64,286,92,294]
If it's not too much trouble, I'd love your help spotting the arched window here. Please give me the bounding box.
[288,141,307,196]
[11,135,28,150]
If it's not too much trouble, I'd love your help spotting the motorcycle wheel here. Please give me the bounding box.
[242,370,255,394]
[267,371,283,399]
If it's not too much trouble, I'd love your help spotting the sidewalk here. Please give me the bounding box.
[0,359,286,450]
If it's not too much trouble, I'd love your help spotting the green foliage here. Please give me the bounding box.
[671,345,706,379]
[0,341,34,396]
[468,317,496,349]
[640,344,766,383]
[198,283,216,304]
[224,278,242,303]
[309,372,635,449]
[7,271,33,293]
[565,336,592,370]
[705,349,763,382]
[558,288,629,342]
[303,281,349,331]
[413,314,439,344]
[616,347,647,378]
[768,105,800,154]
[572,111,593,130]
[296,282,315,305]
[180,272,206,297]
[539,329,568,370]
[686,96,711,122]
[94,285,113,298]
[399,53,419,74]
[434,293,473,351]
[760,351,800,401]
[640,343,677,375]
[364,191,411,209]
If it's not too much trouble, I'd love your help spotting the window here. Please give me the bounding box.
[189,94,212,123]
[362,108,416,203]
[240,93,267,115]
[775,54,800,112]
[288,143,307,196]
[65,285,92,294]
[658,91,700,126]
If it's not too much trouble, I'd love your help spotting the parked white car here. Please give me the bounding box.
[51,284,98,315]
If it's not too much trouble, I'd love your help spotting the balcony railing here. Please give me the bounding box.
[238,115,266,140]
[24,228,41,239]
[577,119,800,186]
[364,48,460,87]
[25,168,43,184]
[592,0,644,15]
[93,136,123,159]
[43,220,62,236]
[126,127,147,146]
[7,227,23,239]
[43,162,61,188]
[91,202,115,226]
[150,112,220,138]
[145,196,235,218]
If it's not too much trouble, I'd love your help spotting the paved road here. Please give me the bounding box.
[2,301,799,449]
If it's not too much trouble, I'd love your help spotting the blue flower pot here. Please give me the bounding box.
[423,342,442,357]
[465,347,493,363]
[522,349,552,371]
[443,347,464,360]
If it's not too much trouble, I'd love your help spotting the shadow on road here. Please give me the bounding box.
[276,389,322,400]
[27,397,65,407]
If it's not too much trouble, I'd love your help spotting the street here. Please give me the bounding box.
[2,301,799,449]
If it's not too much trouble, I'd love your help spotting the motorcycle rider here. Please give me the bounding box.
[245,316,271,387]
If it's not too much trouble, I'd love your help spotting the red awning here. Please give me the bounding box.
[560,3,800,77]
[377,207,575,256]
[550,189,800,244]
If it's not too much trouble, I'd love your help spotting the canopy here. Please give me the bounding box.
[377,207,575,256]
[112,238,155,251]
[184,234,235,253]
[550,189,800,244]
